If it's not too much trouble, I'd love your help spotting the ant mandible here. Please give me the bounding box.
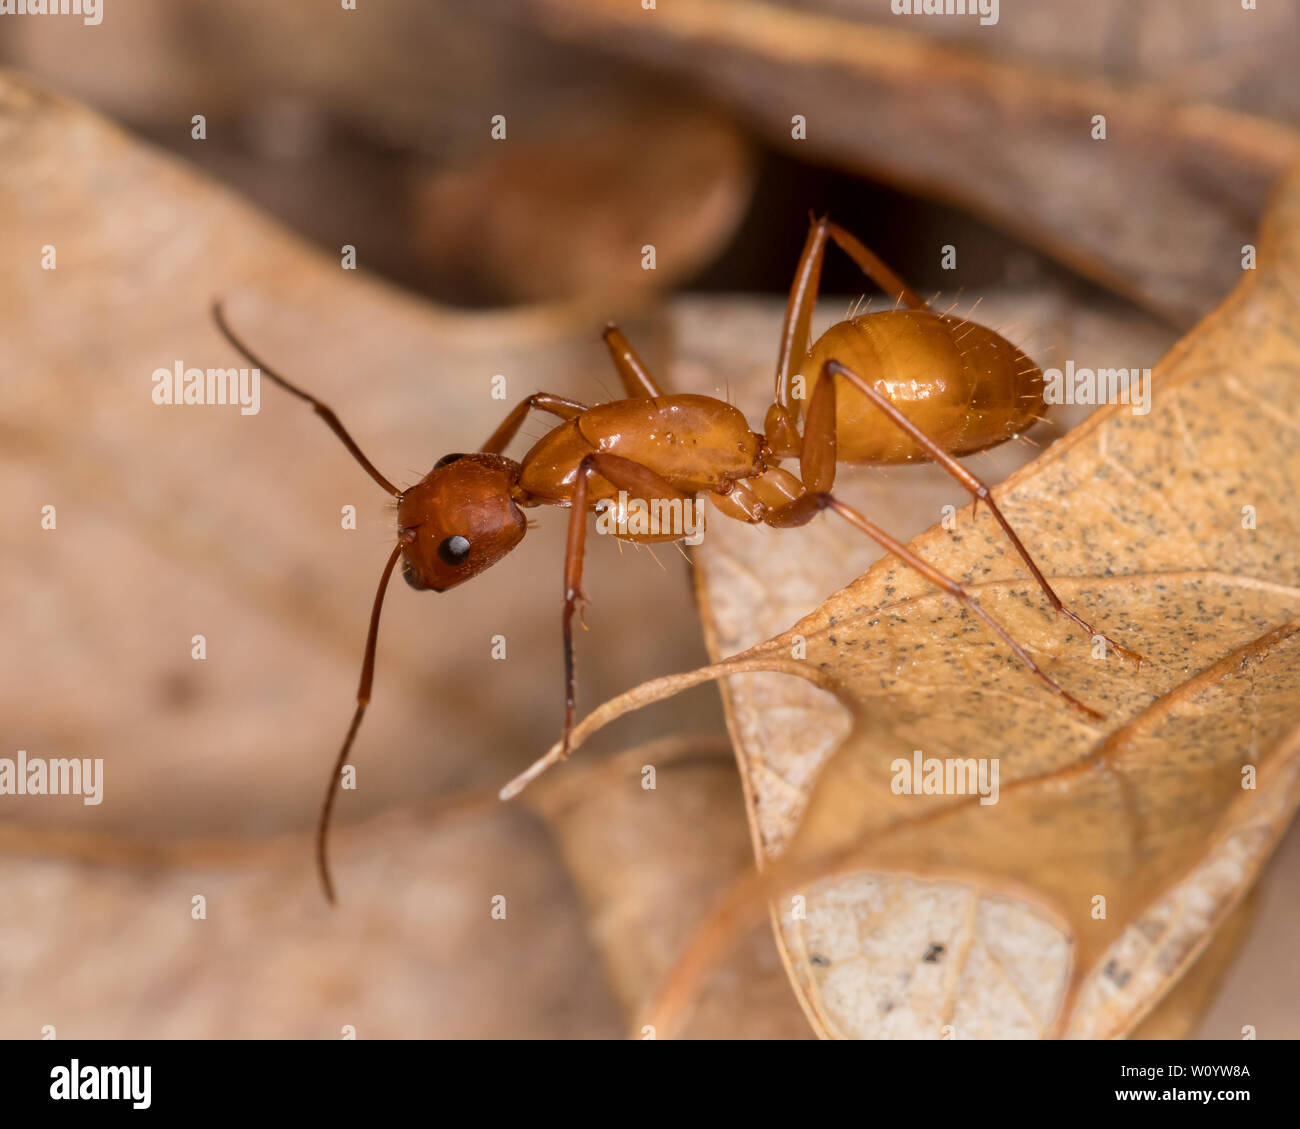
[213,215,1142,904]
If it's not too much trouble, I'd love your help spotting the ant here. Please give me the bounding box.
[213,215,1142,904]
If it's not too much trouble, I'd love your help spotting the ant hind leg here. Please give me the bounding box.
[762,492,1103,720]
[823,359,1143,666]
[764,215,927,458]
[824,221,928,311]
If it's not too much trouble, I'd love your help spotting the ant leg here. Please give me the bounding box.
[769,216,831,447]
[825,222,928,311]
[763,493,1102,720]
[317,538,408,904]
[766,215,929,457]
[799,354,839,494]
[825,359,1143,664]
[212,302,401,496]
[560,452,696,756]
[480,392,588,454]
[602,325,665,398]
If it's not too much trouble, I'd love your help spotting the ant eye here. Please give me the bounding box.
[437,535,471,566]
[435,453,466,469]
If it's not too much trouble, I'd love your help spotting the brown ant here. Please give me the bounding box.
[213,216,1141,904]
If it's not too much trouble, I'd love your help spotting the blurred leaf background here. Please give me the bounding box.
[1,0,1298,1038]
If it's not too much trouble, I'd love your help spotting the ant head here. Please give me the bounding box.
[396,453,527,592]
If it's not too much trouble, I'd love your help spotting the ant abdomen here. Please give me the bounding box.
[803,310,1045,464]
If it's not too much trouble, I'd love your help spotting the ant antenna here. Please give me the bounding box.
[211,301,402,497]
[212,301,409,903]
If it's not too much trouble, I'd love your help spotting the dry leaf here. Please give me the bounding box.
[0,71,710,1037]
[516,164,1300,1037]
[9,0,1300,321]
[410,100,754,305]
[0,3,756,311]
[5,30,1298,1040]
[539,0,1300,324]
[527,735,812,1039]
[0,69,721,846]
[0,799,620,1038]
[1127,891,1255,1041]
[1195,818,1300,1038]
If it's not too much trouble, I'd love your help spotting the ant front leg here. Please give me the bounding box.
[480,392,588,455]
[823,360,1143,665]
[560,452,695,756]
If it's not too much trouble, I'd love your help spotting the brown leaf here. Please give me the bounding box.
[526,735,812,1039]
[1194,817,1300,1038]
[511,165,1300,1037]
[1128,891,1255,1041]
[539,0,1300,325]
[0,799,620,1038]
[0,2,755,310]
[410,100,754,305]
[0,69,721,846]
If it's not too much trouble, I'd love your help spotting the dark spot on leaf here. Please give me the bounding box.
[158,669,200,710]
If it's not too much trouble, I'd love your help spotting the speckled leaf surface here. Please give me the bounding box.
[693,167,1300,1038]
[532,169,1300,1038]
